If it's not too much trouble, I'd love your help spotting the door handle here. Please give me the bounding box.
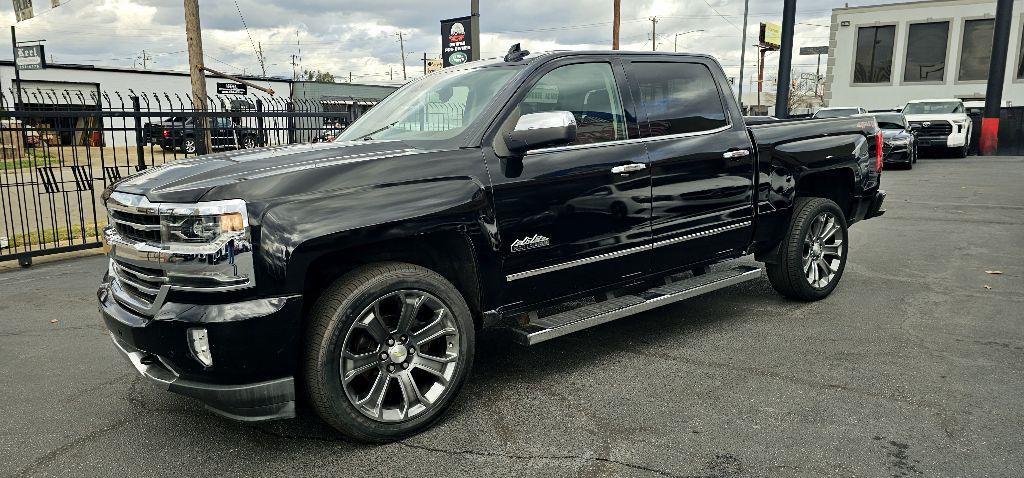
[723,149,750,160]
[611,163,646,174]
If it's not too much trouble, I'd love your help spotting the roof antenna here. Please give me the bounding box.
[504,43,530,62]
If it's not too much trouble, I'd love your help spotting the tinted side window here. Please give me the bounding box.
[633,62,728,137]
[518,62,626,146]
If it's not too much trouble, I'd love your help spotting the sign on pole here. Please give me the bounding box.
[799,46,829,55]
[759,22,782,50]
[15,45,46,70]
[441,16,475,68]
[13,0,34,21]
[425,58,443,73]
[216,82,247,95]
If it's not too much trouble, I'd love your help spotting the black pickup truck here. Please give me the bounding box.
[145,116,264,154]
[98,50,886,442]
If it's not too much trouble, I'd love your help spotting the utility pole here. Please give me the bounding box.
[612,0,621,50]
[10,26,22,112]
[257,42,266,77]
[422,52,428,75]
[389,66,393,81]
[140,49,151,69]
[396,32,407,81]
[737,0,750,111]
[291,54,300,80]
[183,0,211,154]
[651,16,659,50]
[470,0,480,61]
[349,71,353,83]
[980,0,1014,155]
[774,0,797,118]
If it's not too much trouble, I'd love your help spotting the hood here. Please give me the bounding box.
[112,140,433,203]
[903,113,969,122]
[882,129,911,140]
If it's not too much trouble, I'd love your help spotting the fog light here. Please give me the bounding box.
[187,328,213,367]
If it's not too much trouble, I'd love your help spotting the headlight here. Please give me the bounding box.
[160,200,249,245]
[951,119,967,125]
[889,138,910,146]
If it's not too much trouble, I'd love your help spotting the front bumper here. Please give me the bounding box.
[883,145,912,163]
[99,277,303,421]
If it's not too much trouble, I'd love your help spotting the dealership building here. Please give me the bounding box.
[823,0,1024,109]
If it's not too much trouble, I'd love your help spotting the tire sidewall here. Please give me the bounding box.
[308,267,475,441]
[787,199,849,300]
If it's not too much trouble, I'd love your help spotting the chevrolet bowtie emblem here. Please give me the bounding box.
[510,234,550,253]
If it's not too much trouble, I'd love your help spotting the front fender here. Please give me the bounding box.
[254,178,493,296]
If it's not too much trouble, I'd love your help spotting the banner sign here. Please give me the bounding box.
[13,0,34,21]
[15,45,46,70]
[759,22,782,49]
[216,82,248,95]
[441,16,475,68]
[799,46,829,55]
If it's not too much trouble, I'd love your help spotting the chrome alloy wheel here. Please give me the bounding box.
[340,290,461,422]
[802,211,845,288]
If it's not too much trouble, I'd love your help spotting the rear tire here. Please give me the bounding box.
[766,197,849,301]
[304,262,475,443]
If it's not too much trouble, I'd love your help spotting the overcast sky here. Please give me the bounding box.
[2,0,881,92]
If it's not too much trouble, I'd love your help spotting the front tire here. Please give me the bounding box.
[304,262,475,443]
[766,197,849,301]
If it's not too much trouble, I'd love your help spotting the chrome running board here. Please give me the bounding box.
[509,265,762,346]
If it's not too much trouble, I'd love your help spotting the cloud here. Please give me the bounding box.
[3,0,845,88]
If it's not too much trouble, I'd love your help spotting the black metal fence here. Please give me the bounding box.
[0,88,342,266]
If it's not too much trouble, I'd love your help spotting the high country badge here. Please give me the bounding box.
[510,234,550,253]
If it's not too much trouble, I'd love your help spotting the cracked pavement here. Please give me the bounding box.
[1,156,1022,477]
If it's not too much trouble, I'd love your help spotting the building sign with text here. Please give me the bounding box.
[216,82,248,95]
[15,45,46,70]
[441,16,475,68]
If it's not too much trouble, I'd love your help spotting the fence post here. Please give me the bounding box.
[287,101,296,144]
[132,96,147,170]
[256,99,265,147]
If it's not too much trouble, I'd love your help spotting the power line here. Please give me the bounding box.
[233,0,265,76]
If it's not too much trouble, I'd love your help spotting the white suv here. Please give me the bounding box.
[901,99,972,157]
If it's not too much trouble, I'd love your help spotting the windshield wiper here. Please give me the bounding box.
[360,121,400,141]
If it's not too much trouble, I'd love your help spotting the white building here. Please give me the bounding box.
[824,0,1024,110]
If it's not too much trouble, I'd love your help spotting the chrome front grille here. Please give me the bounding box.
[103,191,256,318]
[108,207,161,243]
[910,120,952,137]
[109,259,169,315]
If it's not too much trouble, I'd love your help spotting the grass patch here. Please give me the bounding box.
[0,150,56,170]
[3,221,106,248]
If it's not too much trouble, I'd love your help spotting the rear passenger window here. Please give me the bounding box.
[633,62,728,137]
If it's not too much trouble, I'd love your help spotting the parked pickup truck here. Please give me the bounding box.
[902,99,973,157]
[149,116,264,154]
[98,50,886,442]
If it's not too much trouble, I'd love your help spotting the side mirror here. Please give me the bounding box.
[505,111,577,154]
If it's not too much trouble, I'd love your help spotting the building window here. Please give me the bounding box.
[1016,22,1024,79]
[854,25,896,83]
[904,21,949,82]
[959,19,994,81]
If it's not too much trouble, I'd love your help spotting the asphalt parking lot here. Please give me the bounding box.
[2,155,1022,477]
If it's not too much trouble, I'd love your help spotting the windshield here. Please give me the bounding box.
[874,114,906,130]
[814,108,859,118]
[337,65,522,142]
[903,101,963,115]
